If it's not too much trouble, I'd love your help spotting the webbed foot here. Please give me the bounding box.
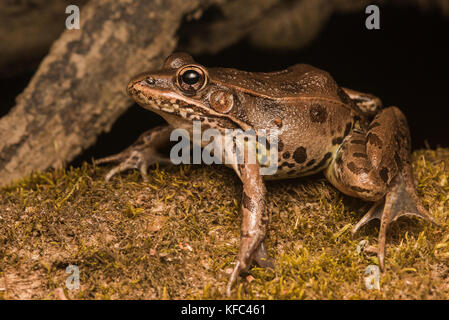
[226,241,274,297]
[351,174,439,270]
[95,125,172,182]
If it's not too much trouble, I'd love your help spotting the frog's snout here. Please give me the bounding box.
[127,73,146,96]
[126,80,135,96]
[127,72,162,97]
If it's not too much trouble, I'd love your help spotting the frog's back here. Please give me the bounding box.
[209,64,346,102]
[209,64,362,180]
[211,65,361,180]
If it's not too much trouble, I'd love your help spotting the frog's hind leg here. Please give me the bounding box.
[352,172,438,269]
[95,125,173,182]
[342,87,383,117]
[325,106,438,270]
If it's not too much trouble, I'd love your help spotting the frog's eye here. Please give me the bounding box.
[182,70,200,85]
[177,65,207,93]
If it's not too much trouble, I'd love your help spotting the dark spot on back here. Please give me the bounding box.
[350,139,365,145]
[306,159,316,167]
[350,186,371,193]
[278,139,284,152]
[353,152,367,159]
[309,104,328,123]
[318,152,332,167]
[344,122,352,137]
[281,161,295,168]
[332,137,344,145]
[282,151,290,159]
[367,133,382,148]
[336,154,343,165]
[293,147,307,164]
[302,152,332,174]
[379,167,389,183]
[347,162,370,174]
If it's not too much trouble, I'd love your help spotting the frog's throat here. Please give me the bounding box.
[131,88,252,131]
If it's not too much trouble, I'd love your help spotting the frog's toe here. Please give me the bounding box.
[103,151,148,182]
[95,125,173,181]
[226,243,273,296]
[351,200,384,237]
[226,256,256,296]
[96,149,171,182]
[352,174,438,271]
[226,261,244,297]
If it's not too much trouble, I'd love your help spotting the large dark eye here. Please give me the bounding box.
[182,70,200,85]
[177,66,207,93]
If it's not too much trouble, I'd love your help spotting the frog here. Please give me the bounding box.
[96,52,438,296]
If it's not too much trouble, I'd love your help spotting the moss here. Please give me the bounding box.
[0,148,448,299]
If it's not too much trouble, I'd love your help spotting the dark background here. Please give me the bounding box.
[1,4,448,166]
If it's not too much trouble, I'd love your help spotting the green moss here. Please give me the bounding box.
[0,148,448,299]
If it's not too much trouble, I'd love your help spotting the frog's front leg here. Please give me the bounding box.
[95,125,172,181]
[325,106,438,270]
[226,162,270,296]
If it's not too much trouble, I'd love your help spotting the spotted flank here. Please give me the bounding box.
[269,146,336,180]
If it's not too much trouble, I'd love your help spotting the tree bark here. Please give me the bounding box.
[0,0,214,185]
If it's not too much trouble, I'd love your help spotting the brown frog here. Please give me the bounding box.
[97,53,437,296]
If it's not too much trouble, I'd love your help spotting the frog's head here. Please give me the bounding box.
[127,52,250,130]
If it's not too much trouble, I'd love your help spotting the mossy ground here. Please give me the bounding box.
[0,148,448,299]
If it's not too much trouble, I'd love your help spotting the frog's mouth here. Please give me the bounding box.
[131,87,210,121]
[129,81,225,121]
[128,79,251,131]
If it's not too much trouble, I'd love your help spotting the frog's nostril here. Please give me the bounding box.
[145,77,156,85]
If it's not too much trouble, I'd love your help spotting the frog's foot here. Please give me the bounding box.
[96,148,171,182]
[95,126,172,182]
[351,174,438,270]
[226,241,273,297]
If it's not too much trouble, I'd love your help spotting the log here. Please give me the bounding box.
[0,0,213,185]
